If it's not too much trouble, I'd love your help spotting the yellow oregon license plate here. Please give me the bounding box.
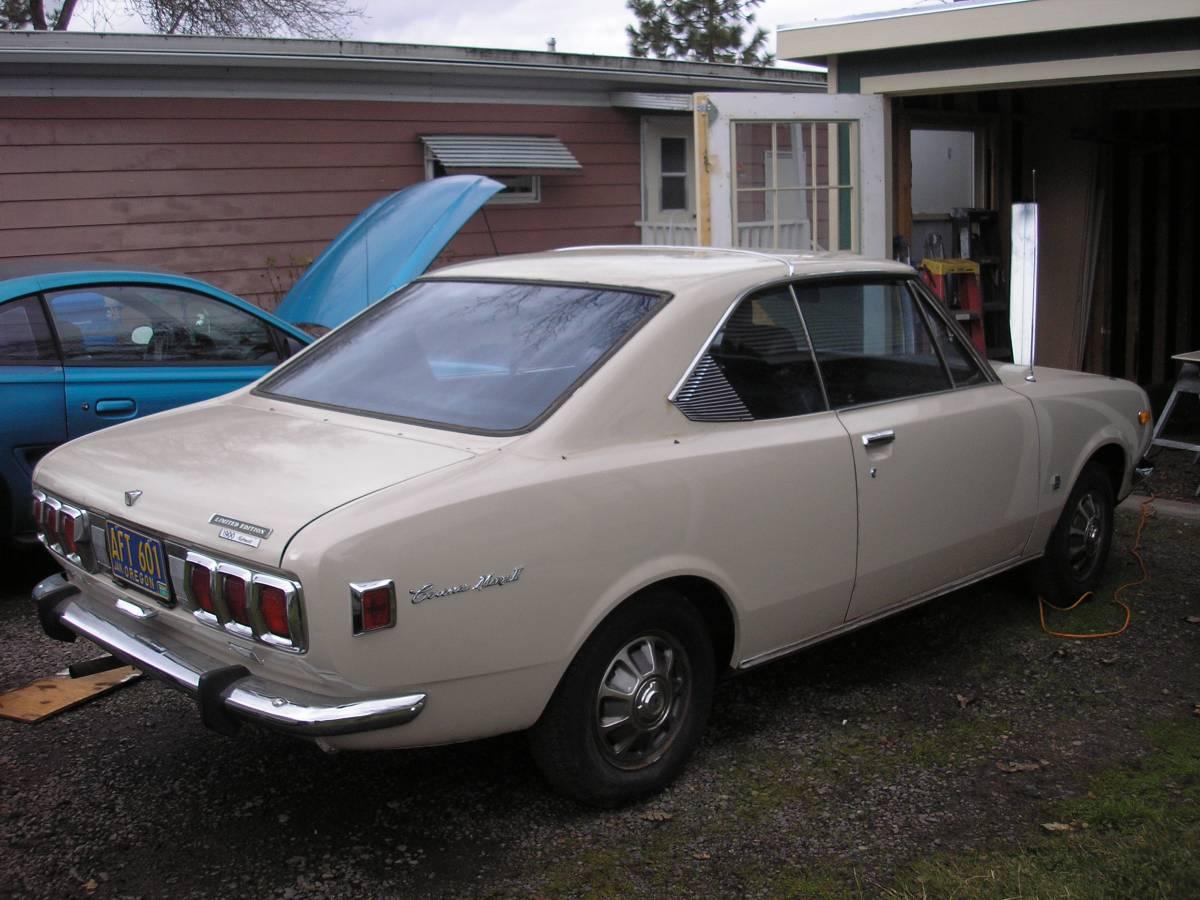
[106,521,171,601]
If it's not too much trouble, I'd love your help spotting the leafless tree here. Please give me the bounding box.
[2,0,363,37]
[129,0,362,38]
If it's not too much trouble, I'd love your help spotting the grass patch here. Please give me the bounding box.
[875,719,1200,899]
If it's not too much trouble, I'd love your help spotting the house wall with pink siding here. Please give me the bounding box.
[0,97,643,310]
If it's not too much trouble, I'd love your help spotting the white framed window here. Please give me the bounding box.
[732,120,860,252]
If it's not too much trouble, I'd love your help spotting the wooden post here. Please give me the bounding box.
[694,93,713,247]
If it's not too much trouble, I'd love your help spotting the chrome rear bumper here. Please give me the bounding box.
[33,573,426,738]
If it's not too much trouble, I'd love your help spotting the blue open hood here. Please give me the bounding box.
[275,175,503,329]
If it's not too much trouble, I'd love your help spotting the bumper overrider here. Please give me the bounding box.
[33,573,427,738]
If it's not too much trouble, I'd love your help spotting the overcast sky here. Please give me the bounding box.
[74,0,952,58]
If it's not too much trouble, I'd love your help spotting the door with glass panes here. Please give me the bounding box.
[696,92,887,258]
[641,117,697,245]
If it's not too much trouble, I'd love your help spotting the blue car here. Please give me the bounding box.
[1,175,502,540]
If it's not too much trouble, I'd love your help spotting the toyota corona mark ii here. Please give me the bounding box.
[32,247,1153,805]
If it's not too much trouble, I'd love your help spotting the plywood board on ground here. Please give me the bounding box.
[0,666,142,723]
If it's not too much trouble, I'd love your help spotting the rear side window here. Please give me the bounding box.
[0,296,57,363]
[260,280,664,433]
[797,280,951,407]
[674,285,825,421]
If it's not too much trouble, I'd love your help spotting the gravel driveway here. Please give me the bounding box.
[2,505,1198,898]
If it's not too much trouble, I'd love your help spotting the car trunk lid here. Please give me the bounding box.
[35,400,477,568]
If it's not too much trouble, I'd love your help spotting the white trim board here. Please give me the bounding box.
[778,0,1199,60]
[859,50,1200,96]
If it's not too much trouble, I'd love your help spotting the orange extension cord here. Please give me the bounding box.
[1037,495,1155,640]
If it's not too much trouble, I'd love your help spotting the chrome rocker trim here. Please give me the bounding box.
[32,573,426,738]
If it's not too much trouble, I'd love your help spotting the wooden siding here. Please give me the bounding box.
[0,97,643,310]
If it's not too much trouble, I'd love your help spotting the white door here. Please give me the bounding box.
[695,92,887,258]
[639,117,698,246]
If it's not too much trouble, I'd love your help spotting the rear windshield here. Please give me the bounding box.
[259,279,664,433]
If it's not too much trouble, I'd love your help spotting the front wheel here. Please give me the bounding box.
[529,590,714,807]
[1035,462,1115,604]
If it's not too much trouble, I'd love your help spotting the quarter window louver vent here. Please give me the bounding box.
[672,354,753,422]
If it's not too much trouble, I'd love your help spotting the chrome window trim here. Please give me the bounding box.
[350,579,397,636]
[667,277,791,404]
[823,379,1003,414]
[556,244,797,276]
[786,282,831,412]
[255,277,672,438]
[907,278,998,385]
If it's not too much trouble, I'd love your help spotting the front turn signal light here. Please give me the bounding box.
[1137,410,1151,426]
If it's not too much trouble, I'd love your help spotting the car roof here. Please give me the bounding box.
[0,259,172,280]
[424,246,915,294]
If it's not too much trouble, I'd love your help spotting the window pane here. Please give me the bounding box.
[47,286,279,364]
[915,288,987,387]
[661,175,686,211]
[262,280,663,433]
[735,123,773,190]
[796,280,951,407]
[660,137,686,174]
[707,286,825,419]
[734,119,859,253]
[0,296,57,363]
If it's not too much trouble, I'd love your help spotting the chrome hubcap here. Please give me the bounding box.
[594,633,690,770]
[1067,491,1106,577]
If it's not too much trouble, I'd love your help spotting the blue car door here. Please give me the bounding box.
[0,295,66,535]
[44,284,290,440]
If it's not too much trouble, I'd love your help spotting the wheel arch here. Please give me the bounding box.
[569,571,740,679]
[1086,442,1126,498]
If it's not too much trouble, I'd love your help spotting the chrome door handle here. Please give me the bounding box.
[862,429,896,447]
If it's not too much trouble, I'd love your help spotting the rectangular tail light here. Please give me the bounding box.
[350,580,396,635]
[251,573,303,650]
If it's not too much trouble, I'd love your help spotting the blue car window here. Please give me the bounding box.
[0,296,57,363]
[47,285,281,365]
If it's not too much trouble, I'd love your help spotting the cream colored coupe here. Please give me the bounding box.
[32,248,1152,805]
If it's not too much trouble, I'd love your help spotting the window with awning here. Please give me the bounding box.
[421,135,582,205]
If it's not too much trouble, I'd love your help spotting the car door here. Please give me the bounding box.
[796,277,1040,623]
[44,283,293,440]
[0,294,66,536]
[670,283,859,661]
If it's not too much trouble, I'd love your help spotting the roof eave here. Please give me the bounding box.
[777,0,1200,62]
[0,31,824,92]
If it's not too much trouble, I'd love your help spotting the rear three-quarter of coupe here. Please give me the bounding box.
[31,247,1153,805]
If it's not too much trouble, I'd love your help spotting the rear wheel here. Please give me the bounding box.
[1036,462,1115,604]
[529,590,714,807]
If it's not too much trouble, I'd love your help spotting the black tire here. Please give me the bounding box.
[529,590,715,807]
[1035,462,1115,604]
